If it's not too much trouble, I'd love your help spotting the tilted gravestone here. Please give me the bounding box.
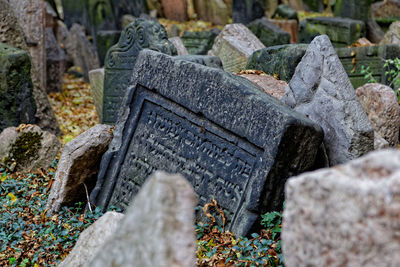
[102,19,177,124]
[90,49,324,236]
[0,44,36,132]
[45,28,67,93]
[299,17,365,47]
[247,17,291,47]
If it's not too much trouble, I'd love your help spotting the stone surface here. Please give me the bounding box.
[59,212,124,267]
[0,0,60,136]
[302,0,324,12]
[175,55,223,69]
[103,19,177,124]
[232,0,265,24]
[89,69,105,122]
[161,0,188,22]
[299,17,366,47]
[0,44,36,132]
[45,1,58,29]
[372,0,400,20]
[169,37,189,55]
[282,35,374,166]
[87,0,117,45]
[112,0,148,29]
[90,49,324,236]
[193,0,231,25]
[356,83,400,147]
[8,0,47,90]
[238,74,287,101]
[273,4,298,20]
[90,172,197,267]
[209,24,265,73]
[334,0,372,21]
[95,30,121,66]
[181,30,219,55]
[65,24,100,82]
[246,44,309,82]
[0,125,60,172]
[366,18,384,44]
[283,149,400,267]
[61,0,89,29]
[46,124,113,215]
[270,19,298,43]
[247,17,291,47]
[375,131,390,149]
[381,21,400,45]
[46,28,67,93]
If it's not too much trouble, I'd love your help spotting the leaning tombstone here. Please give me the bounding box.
[46,28,67,93]
[0,44,36,132]
[232,0,265,24]
[102,19,177,124]
[89,69,105,122]
[90,49,324,236]
[181,30,219,55]
[209,24,265,73]
[247,17,291,47]
[282,35,374,166]
[299,17,366,47]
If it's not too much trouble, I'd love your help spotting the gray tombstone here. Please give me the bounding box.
[90,49,324,236]
[247,17,291,48]
[102,19,177,124]
[181,30,219,55]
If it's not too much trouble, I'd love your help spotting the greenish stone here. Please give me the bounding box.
[334,0,373,21]
[273,4,298,20]
[96,30,121,66]
[61,0,89,29]
[0,44,36,132]
[303,0,324,12]
[299,17,366,47]
[232,0,265,24]
[247,17,291,47]
[181,30,219,55]
[87,0,116,32]
[103,19,177,124]
[246,44,309,82]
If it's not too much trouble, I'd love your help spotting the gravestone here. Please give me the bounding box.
[209,24,265,73]
[381,21,400,46]
[175,55,223,69]
[247,17,291,47]
[270,19,298,43]
[246,44,309,82]
[232,0,265,25]
[273,4,298,20]
[111,0,148,29]
[302,0,324,12]
[161,0,188,22]
[90,49,324,236]
[238,74,287,101]
[334,0,372,21]
[89,68,105,122]
[0,44,36,132]
[87,0,117,33]
[96,30,121,66]
[299,17,366,47]
[9,0,47,90]
[372,0,400,24]
[169,37,189,55]
[193,0,231,25]
[61,0,89,29]
[181,30,219,55]
[46,28,67,93]
[282,35,374,166]
[103,19,177,124]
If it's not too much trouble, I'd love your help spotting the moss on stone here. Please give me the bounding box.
[8,132,43,167]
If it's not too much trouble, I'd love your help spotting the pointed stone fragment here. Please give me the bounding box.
[282,35,374,166]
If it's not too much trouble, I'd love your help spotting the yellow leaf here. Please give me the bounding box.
[34,264,40,267]
[1,173,6,182]
[7,193,17,204]
[50,232,56,240]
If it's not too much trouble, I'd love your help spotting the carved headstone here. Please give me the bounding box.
[247,17,291,47]
[209,24,265,73]
[89,68,105,122]
[103,19,177,124]
[46,28,67,93]
[282,35,374,166]
[0,44,36,132]
[90,49,324,236]
[299,17,366,47]
[8,0,47,90]
[232,0,265,24]
[181,30,219,55]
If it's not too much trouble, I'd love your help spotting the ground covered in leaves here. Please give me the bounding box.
[1,74,283,266]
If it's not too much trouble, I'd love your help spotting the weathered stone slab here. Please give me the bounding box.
[181,30,219,55]
[89,69,105,122]
[161,0,188,22]
[46,124,113,215]
[9,0,47,90]
[282,35,374,166]
[90,172,197,267]
[169,37,189,55]
[283,149,400,267]
[246,44,309,82]
[61,0,89,29]
[46,28,67,93]
[299,17,366,47]
[193,0,231,25]
[232,0,265,24]
[0,44,36,132]
[175,55,223,69]
[103,19,176,124]
[65,24,100,82]
[381,21,400,45]
[59,212,124,267]
[209,24,265,73]
[356,83,400,147]
[372,0,400,20]
[334,0,372,21]
[302,0,324,12]
[96,30,121,66]
[273,4,298,20]
[0,124,60,172]
[247,17,291,47]
[237,74,287,101]
[270,19,298,43]
[90,49,324,236]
